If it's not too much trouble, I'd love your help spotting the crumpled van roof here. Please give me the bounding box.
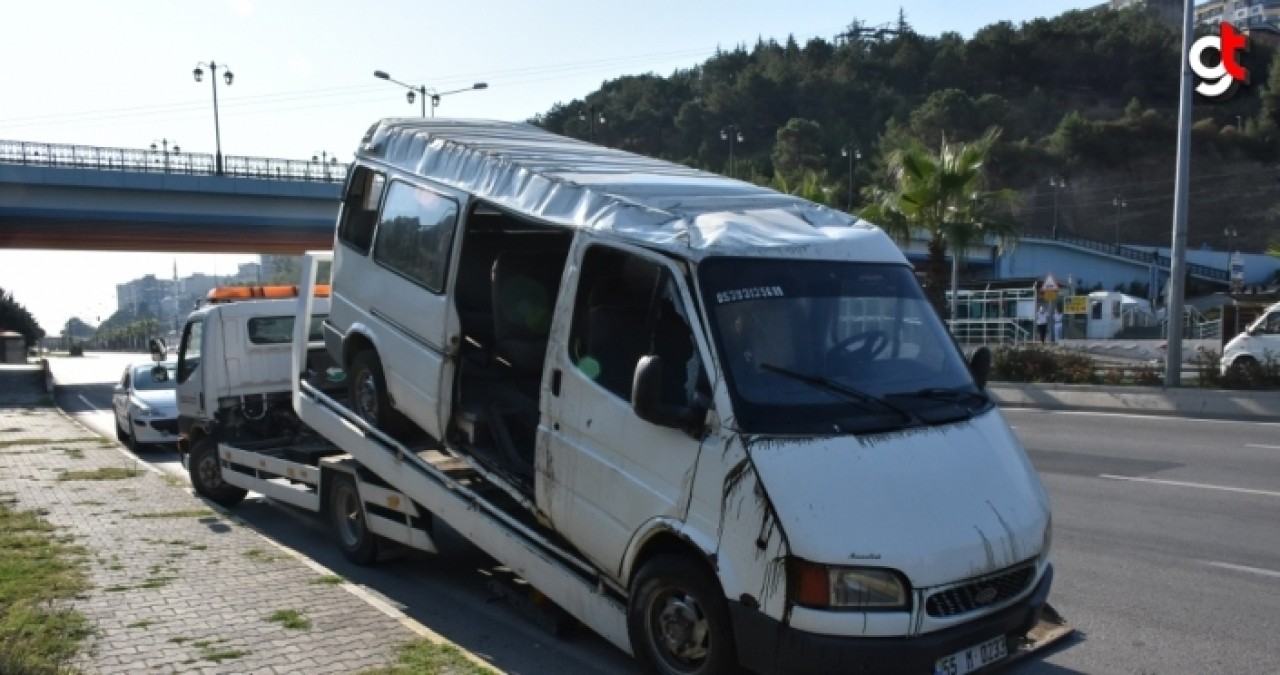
[357,119,904,263]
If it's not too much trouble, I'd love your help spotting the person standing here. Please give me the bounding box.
[1053,309,1063,342]
[1036,305,1048,343]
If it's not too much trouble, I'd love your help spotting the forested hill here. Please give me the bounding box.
[533,7,1280,251]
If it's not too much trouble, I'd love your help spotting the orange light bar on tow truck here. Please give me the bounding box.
[205,285,331,304]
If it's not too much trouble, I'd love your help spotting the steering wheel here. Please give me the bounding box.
[826,330,889,367]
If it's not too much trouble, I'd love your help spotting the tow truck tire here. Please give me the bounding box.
[349,350,412,438]
[328,472,378,565]
[629,554,738,675]
[188,436,247,507]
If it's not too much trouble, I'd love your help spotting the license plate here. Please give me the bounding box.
[934,635,1007,675]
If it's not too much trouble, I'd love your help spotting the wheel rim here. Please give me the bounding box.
[647,585,710,671]
[333,484,365,549]
[196,450,223,489]
[355,371,379,423]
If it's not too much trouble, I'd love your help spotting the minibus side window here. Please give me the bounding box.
[337,167,386,254]
[371,181,459,293]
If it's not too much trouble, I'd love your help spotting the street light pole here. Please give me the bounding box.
[311,151,338,181]
[1112,196,1127,246]
[193,61,233,175]
[841,145,861,210]
[579,105,605,142]
[150,139,180,174]
[721,125,743,178]
[1049,176,1066,239]
[374,71,487,118]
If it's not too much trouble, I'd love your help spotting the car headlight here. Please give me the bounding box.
[787,558,910,610]
[131,400,156,417]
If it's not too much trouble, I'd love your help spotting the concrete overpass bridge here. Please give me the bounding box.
[0,140,342,253]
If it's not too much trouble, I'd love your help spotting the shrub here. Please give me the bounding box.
[68,343,84,357]
[1193,347,1280,390]
[991,346,1098,384]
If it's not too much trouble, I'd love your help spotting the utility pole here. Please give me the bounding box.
[1165,0,1195,386]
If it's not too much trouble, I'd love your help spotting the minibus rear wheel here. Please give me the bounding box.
[629,554,737,675]
[348,350,412,438]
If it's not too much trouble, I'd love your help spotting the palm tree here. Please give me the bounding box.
[858,127,1019,321]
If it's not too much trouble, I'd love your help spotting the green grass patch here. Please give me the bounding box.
[57,467,137,481]
[244,548,283,563]
[363,640,496,675]
[126,619,155,629]
[311,574,345,586]
[168,637,189,644]
[189,544,208,551]
[266,609,311,630]
[0,438,55,449]
[57,447,84,460]
[128,509,214,520]
[0,503,92,674]
[201,647,249,664]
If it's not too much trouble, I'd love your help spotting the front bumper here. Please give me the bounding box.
[732,564,1053,675]
[132,416,180,444]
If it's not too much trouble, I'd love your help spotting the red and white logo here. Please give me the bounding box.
[1189,22,1250,100]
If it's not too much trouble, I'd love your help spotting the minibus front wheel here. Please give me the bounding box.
[629,554,737,675]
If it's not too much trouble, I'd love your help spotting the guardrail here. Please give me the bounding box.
[0,139,349,183]
[948,318,1032,345]
[1044,234,1229,283]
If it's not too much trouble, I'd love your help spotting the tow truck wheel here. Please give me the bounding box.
[629,554,737,675]
[349,350,412,438]
[328,472,378,565]
[188,436,247,507]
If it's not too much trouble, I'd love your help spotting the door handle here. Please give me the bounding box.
[551,369,562,397]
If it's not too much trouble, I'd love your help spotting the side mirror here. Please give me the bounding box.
[149,337,167,362]
[113,384,125,394]
[969,346,992,391]
[631,355,705,435]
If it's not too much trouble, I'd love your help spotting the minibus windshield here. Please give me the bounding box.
[699,258,990,434]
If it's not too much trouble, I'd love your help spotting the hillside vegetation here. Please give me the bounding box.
[533,7,1280,251]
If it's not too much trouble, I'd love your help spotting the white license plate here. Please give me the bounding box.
[934,635,1007,675]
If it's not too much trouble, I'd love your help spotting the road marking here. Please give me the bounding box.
[1203,561,1280,579]
[1004,409,1280,427]
[1245,444,1280,450]
[1099,474,1280,498]
[77,394,100,410]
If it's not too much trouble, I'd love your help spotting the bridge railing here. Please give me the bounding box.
[1045,234,1230,283]
[0,139,348,183]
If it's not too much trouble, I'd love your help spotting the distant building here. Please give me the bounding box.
[115,274,170,316]
[1110,0,1184,26]
[1194,0,1280,41]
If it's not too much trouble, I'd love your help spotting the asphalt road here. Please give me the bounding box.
[50,353,1280,673]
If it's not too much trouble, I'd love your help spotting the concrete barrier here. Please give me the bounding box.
[988,382,1280,422]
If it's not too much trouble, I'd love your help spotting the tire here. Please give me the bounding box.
[115,417,128,443]
[348,350,412,437]
[188,436,247,507]
[628,555,738,675]
[1235,356,1258,369]
[328,472,378,565]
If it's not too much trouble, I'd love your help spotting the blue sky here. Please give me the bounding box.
[0,0,1090,331]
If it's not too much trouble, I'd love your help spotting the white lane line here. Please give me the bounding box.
[1245,444,1280,450]
[1203,561,1280,579]
[1003,409,1280,426]
[77,394,101,410]
[1099,474,1280,498]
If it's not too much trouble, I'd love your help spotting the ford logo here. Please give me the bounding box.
[974,587,998,605]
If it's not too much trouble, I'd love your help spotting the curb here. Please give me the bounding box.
[987,382,1280,422]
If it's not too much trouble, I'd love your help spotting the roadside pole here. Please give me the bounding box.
[1165,0,1194,386]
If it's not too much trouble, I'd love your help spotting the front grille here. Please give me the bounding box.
[150,419,179,434]
[925,564,1035,618]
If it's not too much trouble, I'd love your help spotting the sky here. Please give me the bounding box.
[0,0,1089,332]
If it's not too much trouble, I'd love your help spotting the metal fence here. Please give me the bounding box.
[0,139,349,183]
[1051,234,1229,283]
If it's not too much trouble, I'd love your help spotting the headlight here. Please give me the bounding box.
[131,400,155,417]
[787,558,910,610]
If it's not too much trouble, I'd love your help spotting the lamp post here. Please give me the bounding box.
[1048,176,1066,239]
[374,70,486,118]
[193,61,233,175]
[721,125,744,178]
[579,105,605,142]
[841,145,861,210]
[311,151,338,181]
[1112,196,1127,246]
[1224,226,1239,280]
[150,139,180,173]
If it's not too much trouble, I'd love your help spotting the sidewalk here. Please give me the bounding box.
[0,365,463,674]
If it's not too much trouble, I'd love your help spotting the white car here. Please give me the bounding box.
[113,361,179,449]
[1221,301,1280,374]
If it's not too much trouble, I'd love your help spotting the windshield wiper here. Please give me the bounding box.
[758,363,917,426]
[890,387,989,407]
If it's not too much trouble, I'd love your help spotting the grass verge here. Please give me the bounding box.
[57,467,138,481]
[266,609,311,630]
[362,640,496,675]
[0,503,91,674]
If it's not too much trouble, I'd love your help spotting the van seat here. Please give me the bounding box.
[491,250,567,374]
